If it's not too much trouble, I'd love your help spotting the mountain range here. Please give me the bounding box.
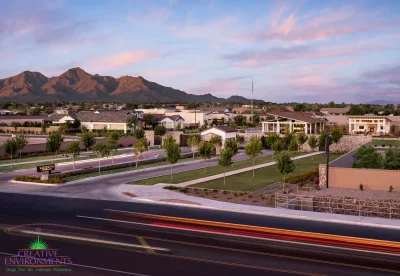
[0,68,262,103]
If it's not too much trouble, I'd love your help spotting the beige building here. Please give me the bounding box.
[261,112,325,134]
[348,115,391,135]
[201,126,237,148]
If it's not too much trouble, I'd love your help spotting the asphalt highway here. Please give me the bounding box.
[0,150,267,200]
[1,194,400,276]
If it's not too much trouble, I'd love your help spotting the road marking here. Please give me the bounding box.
[77,214,400,258]
[137,236,156,254]
[0,251,149,276]
[6,221,399,274]
[104,209,400,249]
[5,224,168,253]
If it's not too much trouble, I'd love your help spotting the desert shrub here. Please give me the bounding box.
[285,168,319,184]
[382,144,386,147]
[389,185,393,192]
[359,183,364,191]
[14,175,64,184]
[164,185,179,190]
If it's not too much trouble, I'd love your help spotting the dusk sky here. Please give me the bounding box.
[1,0,400,103]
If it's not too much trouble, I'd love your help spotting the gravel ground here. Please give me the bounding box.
[299,187,400,200]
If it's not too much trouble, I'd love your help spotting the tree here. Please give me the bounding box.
[197,141,213,174]
[244,135,263,177]
[352,145,384,169]
[133,128,145,139]
[187,134,201,158]
[348,105,365,115]
[154,125,167,136]
[384,147,400,170]
[82,131,96,151]
[126,116,138,131]
[66,141,80,170]
[218,147,234,185]
[236,135,245,148]
[224,139,238,155]
[93,143,110,174]
[132,137,148,168]
[276,151,296,190]
[234,115,246,126]
[265,132,279,149]
[252,114,260,126]
[108,131,120,164]
[165,138,181,180]
[14,134,29,161]
[271,140,282,158]
[143,114,155,129]
[2,138,17,169]
[308,135,318,160]
[44,106,54,114]
[288,137,299,152]
[296,133,308,151]
[163,135,175,150]
[46,131,64,159]
[328,101,335,108]
[283,132,293,149]
[209,135,222,154]
[318,130,331,150]
[330,126,343,153]
[71,119,81,129]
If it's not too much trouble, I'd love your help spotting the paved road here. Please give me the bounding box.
[0,150,272,200]
[1,194,399,276]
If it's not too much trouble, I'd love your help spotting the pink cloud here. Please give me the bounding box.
[86,51,158,71]
[139,68,195,77]
[302,58,358,71]
[293,76,336,86]
[241,4,397,42]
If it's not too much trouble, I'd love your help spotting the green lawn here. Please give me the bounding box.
[64,156,202,182]
[0,158,75,172]
[192,153,343,191]
[131,152,322,186]
[372,140,400,147]
[0,154,67,165]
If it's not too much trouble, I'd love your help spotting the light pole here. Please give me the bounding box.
[325,136,329,188]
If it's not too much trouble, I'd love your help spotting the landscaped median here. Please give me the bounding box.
[12,152,197,184]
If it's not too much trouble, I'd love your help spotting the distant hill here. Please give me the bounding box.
[226,95,265,104]
[0,68,262,104]
[364,100,397,105]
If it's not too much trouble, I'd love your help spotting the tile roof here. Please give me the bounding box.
[214,126,238,133]
[75,110,138,123]
[320,106,350,113]
[265,111,325,124]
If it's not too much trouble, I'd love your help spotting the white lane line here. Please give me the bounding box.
[0,251,149,276]
[78,214,400,258]
[7,227,168,253]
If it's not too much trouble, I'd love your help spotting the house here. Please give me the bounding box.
[261,111,325,134]
[153,114,184,130]
[232,106,248,114]
[76,110,142,133]
[348,115,391,135]
[200,126,238,148]
[320,106,350,115]
[47,113,77,124]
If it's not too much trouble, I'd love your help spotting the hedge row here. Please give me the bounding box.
[14,175,64,184]
[284,167,319,184]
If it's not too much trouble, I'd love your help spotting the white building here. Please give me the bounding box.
[261,111,325,134]
[200,126,238,148]
[348,115,391,135]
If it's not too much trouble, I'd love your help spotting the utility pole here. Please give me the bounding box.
[251,78,253,126]
[325,136,329,188]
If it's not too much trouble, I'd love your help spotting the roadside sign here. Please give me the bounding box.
[37,164,55,173]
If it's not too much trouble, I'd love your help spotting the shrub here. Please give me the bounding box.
[285,168,319,184]
[389,185,393,192]
[222,191,229,194]
[14,175,64,184]
[314,178,320,185]
[248,194,253,198]
[359,183,364,191]
[382,144,386,147]
[374,144,377,147]
[164,185,179,190]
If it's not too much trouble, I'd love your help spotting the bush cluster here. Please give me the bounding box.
[284,167,319,184]
[14,175,64,184]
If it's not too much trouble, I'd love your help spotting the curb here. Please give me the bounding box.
[118,190,400,231]
[10,180,60,187]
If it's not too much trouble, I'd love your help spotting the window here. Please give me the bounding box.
[381,126,384,130]
[359,126,364,130]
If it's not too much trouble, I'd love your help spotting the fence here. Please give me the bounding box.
[275,193,400,219]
